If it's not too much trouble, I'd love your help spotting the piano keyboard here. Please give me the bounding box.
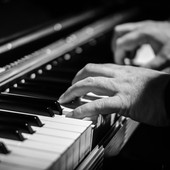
[0,9,139,170]
[0,109,92,170]
[0,89,113,170]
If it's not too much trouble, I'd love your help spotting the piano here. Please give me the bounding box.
[0,0,170,170]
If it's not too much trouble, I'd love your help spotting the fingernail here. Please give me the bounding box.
[58,94,64,103]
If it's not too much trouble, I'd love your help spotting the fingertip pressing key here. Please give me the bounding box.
[58,94,65,104]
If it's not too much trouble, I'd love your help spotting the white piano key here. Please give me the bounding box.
[32,126,80,168]
[66,147,74,170]
[110,113,116,126]
[39,114,92,127]
[0,138,67,170]
[80,98,92,103]
[86,92,108,98]
[32,126,80,139]
[0,162,38,170]
[23,133,74,146]
[85,124,93,155]
[7,145,60,161]
[52,111,92,157]
[40,113,92,163]
[23,132,75,169]
[79,129,86,163]
[72,139,79,169]
[39,120,91,166]
[42,120,88,133]
[0,138,66,154]
[0,153,51,169]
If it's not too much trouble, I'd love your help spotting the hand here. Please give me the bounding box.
[59,63,170,126]
[113,20,170,70]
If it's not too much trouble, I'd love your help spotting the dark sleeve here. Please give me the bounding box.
[164,79,170,119]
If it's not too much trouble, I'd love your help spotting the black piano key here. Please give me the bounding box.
[24,78,69,91]
[27,75,71,85]
[0,110,43,127]
[34,75,71,85]
[9,86,59,101]
[42,67,77,81]
[0,127,25,141]
[0,101,55,117]
[0,92,62,116]
[0,142,10,154]
[0,92,61,110]
[8,78,70,100]
[0,120,35,134]
[17,81,68,98]
[25,77,71,90]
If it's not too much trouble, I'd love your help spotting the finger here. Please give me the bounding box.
[114,48,126,65]
[112,21,144,55]
[59,77,117,103]
[72,64,107,84]
[114,30,146,65]
[72,63,118,84]
[143,55,167,70]
[114,22,144,37]
[65,96,124,119]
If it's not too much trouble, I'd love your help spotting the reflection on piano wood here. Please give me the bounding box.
[0,9,139,170]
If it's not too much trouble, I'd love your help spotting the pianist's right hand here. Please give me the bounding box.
[59,63,170,127]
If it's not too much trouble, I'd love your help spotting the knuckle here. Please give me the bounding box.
[84,63,95,72]
[85,76,95,85]
[94,99,105,114]
[117,94,129,115]
[74,106,83,118]
[71,83,79,91]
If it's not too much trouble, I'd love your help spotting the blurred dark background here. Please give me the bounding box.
[0,0,170,40]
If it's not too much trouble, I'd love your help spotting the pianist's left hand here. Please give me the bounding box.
[59,63,170,127]
[112,20,170,71]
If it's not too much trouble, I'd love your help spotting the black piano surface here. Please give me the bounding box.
[0,0,170,170]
